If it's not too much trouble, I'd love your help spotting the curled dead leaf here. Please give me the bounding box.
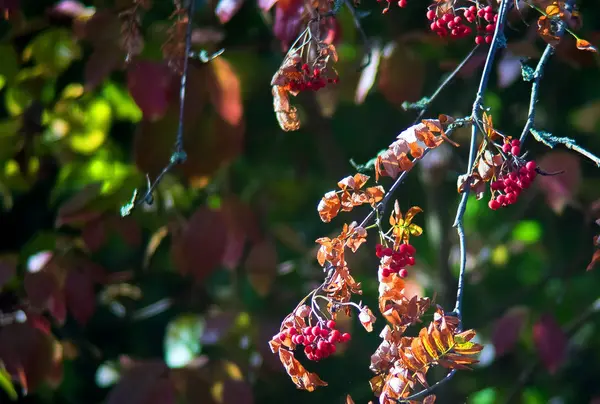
[359,306,376,332]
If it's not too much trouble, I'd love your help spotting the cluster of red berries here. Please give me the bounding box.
[288,63,338,93]
[277,320,351,361]
[488,139,538,210]
[376,243,416,278]
[426,4,498,44]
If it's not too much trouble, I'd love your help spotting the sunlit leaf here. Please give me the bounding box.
[576,38,597,52]
[23,28,82,75]
[164,314,205,368]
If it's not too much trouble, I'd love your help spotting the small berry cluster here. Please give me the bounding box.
[288,63,339,93]
[425,3,498,45]
[277,320,351,361]
[427,10,473,39]
[488,139,538,210]
[376,243,417,278]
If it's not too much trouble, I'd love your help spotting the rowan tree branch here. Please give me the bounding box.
[451,0,510,326]
[397,2,512,401]
[518,0,599,167]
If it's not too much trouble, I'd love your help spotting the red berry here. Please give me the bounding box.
[317,340,326,351]
[289,328,297,336]
[511,145,521,155]
[398,0,407,7]
[497,194,506,205]
[469,5,477,13]
[512,139,521,146]
[307,334,316,343]
[311,327,320,337]
[320,328,329,338]
[454,16,462,24]
[341,332,351,342]
[399,268,408,278]
[329,343,337,354]
[305,345,313,354]
[382,247,393,256]
[329,329,341,343]
[296,335,305,344]
[526,161,536,171]
[477,8,485,17]
[426,9,435,20]
[278,332,287,341]
[502,143,511,153]
[488,199,500,210]
[405,244,416,256]
[527,170,537,180]
[381,267,391,277]
[406,256,415,266]
[302,326,311,335]
[485,35,493,44]
[326,320,336,329]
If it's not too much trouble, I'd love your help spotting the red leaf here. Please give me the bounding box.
[273,0,304,50]
[208,58,243,126]
[221,197,260,270]
[106,360,175,404]
[492,306,528,357]
[533,313,567,374]
[65,269,96,325]
[215,0,245,24]
[537,151,581,214]
[127,60,174,121]
[82,217,107,252]
[222,379,254,404]
[0,323,55,393]
[48,289,67,325]
[24,271,59,309]
[171,207,228,282]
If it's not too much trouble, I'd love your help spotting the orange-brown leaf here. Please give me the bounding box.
[278,349,328,391]
[318,191,341,223]
[272,85,300,132]
[587,249,600,271]
[576,38,598,52]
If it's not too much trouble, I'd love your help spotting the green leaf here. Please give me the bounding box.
[0,366,17,400]
[468,387,496,404]
[23,28,82,75]
[512,221,542,244]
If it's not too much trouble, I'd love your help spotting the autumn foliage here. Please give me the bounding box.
[0,0,599,403]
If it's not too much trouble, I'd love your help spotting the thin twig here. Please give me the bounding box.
[120,0,196,217]
[519,0,574,145]
[413,45,480,124]
[343,0,371,70]
[518,45,553,144]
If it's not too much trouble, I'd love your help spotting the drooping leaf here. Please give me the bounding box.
[171,206,228,282]
[533,313,567,374]
[492,306,528,357]
[127,60,174,121]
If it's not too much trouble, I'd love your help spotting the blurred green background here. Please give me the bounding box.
[0,0,599,403]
